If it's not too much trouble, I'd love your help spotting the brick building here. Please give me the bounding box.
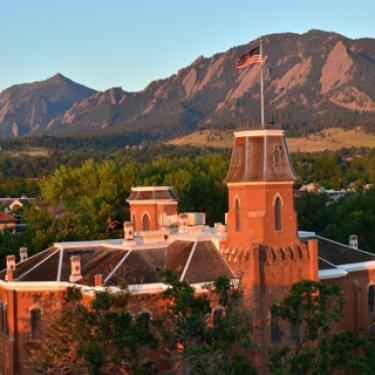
[0,129,374,374]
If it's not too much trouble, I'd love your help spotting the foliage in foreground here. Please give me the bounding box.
[29,277,375,375]
[30,285,157,375]
[269,280,375,375]
[159,271,256,375]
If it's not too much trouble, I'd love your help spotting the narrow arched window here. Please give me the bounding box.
[291,323,300,343]
[137,311,151,331]
[368,286,375,313]
[275,197,282,231]
[271,312,281,343]
[132,214,136,230]
[30,308,42,339]
[142,213,150,231]
[0,302,4,332]
[235,198,240,232]
[212,307,225,326]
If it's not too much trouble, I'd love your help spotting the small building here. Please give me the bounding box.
[0,212,16,231]
[0,196,39,213]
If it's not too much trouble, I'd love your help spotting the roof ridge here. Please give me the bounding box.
[16,248,60,281]
[179,240,198,282]
[104,250,132,285]
[318,256,338,268]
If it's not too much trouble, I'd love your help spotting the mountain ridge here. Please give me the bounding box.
[1,29,375,140]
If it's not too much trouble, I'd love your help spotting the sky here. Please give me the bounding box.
[1,0,375,93]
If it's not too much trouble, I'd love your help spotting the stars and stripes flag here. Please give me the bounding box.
[234,46,262,69]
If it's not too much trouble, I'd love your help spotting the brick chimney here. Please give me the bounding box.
[178,214,188,233]
[94,274,103,287]
[69,255,82,283]
[19,247,28,262]
[124,221,135,241]
[5,255,16,281]
[349,234,358,249]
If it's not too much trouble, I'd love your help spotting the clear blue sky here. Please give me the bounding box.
[1,0,374,93]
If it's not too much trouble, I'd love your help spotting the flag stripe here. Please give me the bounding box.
[234,55,262,69]
[234,46,262,69]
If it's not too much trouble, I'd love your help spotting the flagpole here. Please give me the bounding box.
[260,37,265,129]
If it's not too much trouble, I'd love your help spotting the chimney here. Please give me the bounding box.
[123,221,135,241]
[19,247,28,262]
[5,255,16,281]
[178,214,188,233]
[69,255,82,283]
[94,274,103,287]
[215,223,227,236]
[349,234,359,249]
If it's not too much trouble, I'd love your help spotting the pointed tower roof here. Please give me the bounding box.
[225,129,297,183]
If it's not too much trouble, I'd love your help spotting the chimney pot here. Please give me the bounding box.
[5,255,16,281]
[349,234,359,249]
[69,255,82,283]
[19,247,28,262]
[94,274,103,287]
[124,221,135,241]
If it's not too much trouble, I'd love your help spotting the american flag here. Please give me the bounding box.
[234,46,262,69]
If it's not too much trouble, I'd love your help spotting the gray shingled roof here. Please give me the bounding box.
[0,240,233,286]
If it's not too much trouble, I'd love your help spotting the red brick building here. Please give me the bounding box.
[0,129,374,374]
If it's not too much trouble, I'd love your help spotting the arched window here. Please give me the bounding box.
[235,198,240,232]
[275,197,282,231]
[142,213,150,231]
[30,308,42,339]
[137,311,151,331]
[368,285,375,313]
[212,307,225,326]
[271,312,281,343]
[291,323,300,343]
[0,302,4,333]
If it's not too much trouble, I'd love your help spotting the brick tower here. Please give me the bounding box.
[225,129,299,248]
[220,129,318,372]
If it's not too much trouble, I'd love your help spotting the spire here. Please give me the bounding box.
[225,129,297,184]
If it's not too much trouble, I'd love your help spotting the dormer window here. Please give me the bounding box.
[272,145,284,166]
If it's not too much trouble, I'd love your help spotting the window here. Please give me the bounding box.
[235,198,240,232]
[132,214,136,230]
[30,308,42,339]
[137,311,151,331]
[142,213,150,231]
[212,307,225,326]
[291,323,300,343]
[369,285,375,313]
[275,197,282,231]
[271,313,281,344]
[0,302,4,333]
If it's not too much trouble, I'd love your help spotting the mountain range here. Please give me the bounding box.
[0,29,375,140]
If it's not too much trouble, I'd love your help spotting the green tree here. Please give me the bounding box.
[269,280,375,375]
[30,285,157,375]
[159,271,256,375]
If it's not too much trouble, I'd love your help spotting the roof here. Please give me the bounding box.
[300,233,375,279]
[127,186,177,202]
[0,212,16,223]
[225,129,297,183]
[0,239,233,287]
[0,197,39,208]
